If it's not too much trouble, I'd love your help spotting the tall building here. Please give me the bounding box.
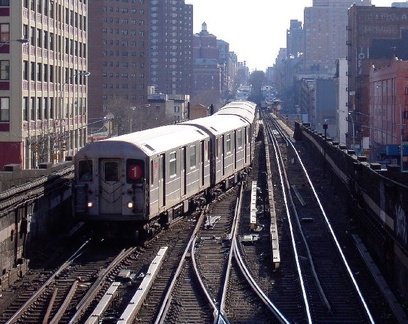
[217,39,230,98]
[149,0,193,96]
[303,0,371,74]
[286,19,304,60]
[0,0,88,170]
[87,0,149,122]
[192,22,222,105]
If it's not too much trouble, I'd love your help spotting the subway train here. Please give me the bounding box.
[73,100,257,238]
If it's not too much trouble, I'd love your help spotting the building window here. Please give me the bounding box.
[43,64,48,81]
[30,62,35,81]
[0,23,9,42]
[0,97,10,122]
[23,97,28,121]
[49,1,54,18]
[0,60,9,80]
[23,24,28,40]
[37,63,42,81]
[44,98,48,119]
[37,29,42,47]
[23,61,28,80]
[30,97,35,120]
[30,27,35,45]
[43,31,48,49]
[49,65,54,82]
[37,97,42,120]
[50,97,54,119]
[0,0,10,6]
[49,32,54,50]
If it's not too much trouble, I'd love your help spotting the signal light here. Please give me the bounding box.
[127,201,134,209]
[87,201,93,208]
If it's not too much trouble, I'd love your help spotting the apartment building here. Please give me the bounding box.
[0,0,88,170]
[149,0,193,96]
[87,0,149,124]
[303,0,371,74]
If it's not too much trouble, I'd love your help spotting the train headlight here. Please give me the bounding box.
[127,201,134,209]
[87,201,94,208]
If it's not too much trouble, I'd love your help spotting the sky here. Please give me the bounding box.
[187,0,399,72]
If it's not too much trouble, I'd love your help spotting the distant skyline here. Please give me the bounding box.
[187,0,401,72]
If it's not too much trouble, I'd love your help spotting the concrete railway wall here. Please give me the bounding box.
[294,122,408,302]
[0,162,74,289]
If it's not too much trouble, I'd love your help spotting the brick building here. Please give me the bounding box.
[192,22,222,105]
[369,60,408,164]
[87,0,149,122]
[347,4,408,149]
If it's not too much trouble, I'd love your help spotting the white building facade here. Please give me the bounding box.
[0,0,88,169]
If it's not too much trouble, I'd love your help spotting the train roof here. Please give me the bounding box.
[214,100,256,123]
[76,124,209,159]
[182,114,249,136]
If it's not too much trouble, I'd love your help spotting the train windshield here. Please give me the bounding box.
[78,160,93,182]
[104,161,119,181]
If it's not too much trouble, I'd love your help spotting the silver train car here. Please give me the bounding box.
[73,101,257,237]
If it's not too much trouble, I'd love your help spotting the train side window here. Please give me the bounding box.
[226,133,231,153]
[105,161,118,181]
[127,159,144,183]
[181,147,185,171]
[189,145,196,168]
[151,160,154,185]
[237,129,243,148]
[79,160,93,181]
[204,140,208,160]
[169,151,177,176]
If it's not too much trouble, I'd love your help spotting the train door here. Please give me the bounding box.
[181,147,186,196]
[150,158,159,214]
[201,141,205,187]
[234,131,237,170]
[244,127,248,164]
[221,135,225,176]
[99,159,122,214]
[158,154,166,208]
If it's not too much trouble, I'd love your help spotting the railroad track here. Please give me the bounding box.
[1,113,402,323]
[2,239,136,324]
[156,123,285,323]
[262,111,397,323]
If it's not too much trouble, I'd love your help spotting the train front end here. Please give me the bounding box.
[73,140,149,225]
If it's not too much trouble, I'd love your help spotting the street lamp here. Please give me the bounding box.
[129,106,136,133]
[0,38,29,47]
